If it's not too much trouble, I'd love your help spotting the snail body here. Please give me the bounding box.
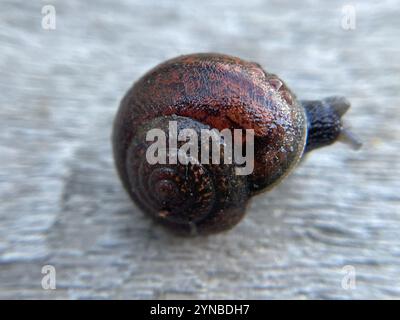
[113,53,358,236]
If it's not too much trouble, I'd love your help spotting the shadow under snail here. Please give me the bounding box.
[112,53,361,236]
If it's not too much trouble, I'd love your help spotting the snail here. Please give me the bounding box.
[112,53,360,236]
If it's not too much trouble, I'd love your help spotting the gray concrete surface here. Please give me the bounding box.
[0,0,399,299]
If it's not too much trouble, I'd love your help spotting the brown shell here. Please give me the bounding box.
[112,53,307,235]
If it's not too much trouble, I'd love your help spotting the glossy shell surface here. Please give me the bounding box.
[112,53,307,234]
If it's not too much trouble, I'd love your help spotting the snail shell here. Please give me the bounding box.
[112,53,356,236]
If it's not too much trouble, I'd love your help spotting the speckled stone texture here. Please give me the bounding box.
[0,0,399,299]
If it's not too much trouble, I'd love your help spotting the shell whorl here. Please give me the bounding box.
[125,116,249,235]
[112,53,308,235]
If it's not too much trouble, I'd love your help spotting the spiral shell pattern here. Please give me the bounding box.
[123,116,249,235]
[112,53,307,235]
